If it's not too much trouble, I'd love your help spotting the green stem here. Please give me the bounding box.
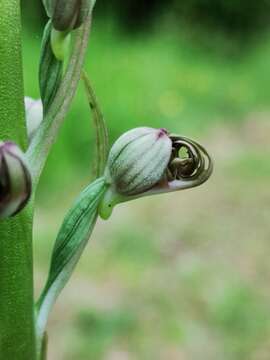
[0,1,36,359]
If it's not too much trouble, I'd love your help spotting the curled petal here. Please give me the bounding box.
[146,135,213,196]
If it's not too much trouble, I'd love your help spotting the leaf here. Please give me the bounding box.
[82,71,109,178]
[36,177,107,346]
[39,20,63,114]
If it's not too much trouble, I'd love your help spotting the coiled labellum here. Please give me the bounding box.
[0,142,32,218]
[99,127,213,219]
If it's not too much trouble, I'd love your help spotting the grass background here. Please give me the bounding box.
[22,13,270,360]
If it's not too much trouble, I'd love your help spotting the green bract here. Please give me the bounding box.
[36,177,106,350]
[0,142,32,218]
[39,20,63,111]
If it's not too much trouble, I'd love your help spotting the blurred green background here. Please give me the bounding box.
[22,1,270,359]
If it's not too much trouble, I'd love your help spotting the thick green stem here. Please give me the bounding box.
[0,1,36,359]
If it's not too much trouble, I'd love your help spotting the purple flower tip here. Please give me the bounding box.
[157,128,168,138]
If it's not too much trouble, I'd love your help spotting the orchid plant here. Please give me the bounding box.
[0,1,213,359]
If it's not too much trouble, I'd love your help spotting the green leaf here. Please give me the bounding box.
[36,177,107,348]
[82,71,109,178]
[39,20,63,114]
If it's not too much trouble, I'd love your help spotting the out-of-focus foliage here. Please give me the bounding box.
[172,0,270,36]
[23,0,270,37]
[22,1,270,359]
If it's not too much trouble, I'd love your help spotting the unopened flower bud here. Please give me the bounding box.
[99,127,213,220]
[0,142,32,218]
[106,127,172,196]
[25,97,43,140]
[51,0,93,32]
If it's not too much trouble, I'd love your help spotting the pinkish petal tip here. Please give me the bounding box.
[157,128,169,138]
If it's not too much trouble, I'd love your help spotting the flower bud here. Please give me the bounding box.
[99,127,213,220]
[106,127,172,196]
[0,142,32,218]
[51,0,92,32]
[24,97,43,140]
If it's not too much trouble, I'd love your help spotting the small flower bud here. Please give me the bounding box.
[24,97,43,140]
[0,142,32,218]
[99,127,213,220]
[106,127,172,196]
[51,0,92,32]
